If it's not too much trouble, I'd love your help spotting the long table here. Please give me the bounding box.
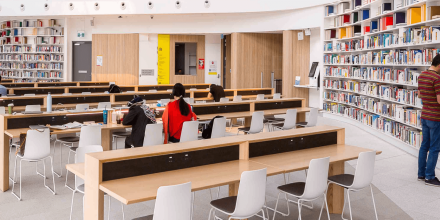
[72,125,380,220]
[1,81,110,88]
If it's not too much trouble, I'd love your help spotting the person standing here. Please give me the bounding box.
[418,54,440,186]
[207,84,225,102]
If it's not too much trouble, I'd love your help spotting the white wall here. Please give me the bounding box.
[205,34,222,85]
[309,27,323,108]
[139,34,159,85]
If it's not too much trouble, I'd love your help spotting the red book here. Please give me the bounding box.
[363,26,370,34]
[343,15,350,23]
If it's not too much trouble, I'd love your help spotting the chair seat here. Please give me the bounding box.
[210,196,237,214]
[132,215,153,220]
[113,131,131,137]
[237,127,250,132]
[265,116,285,122]
[69,146,78,152]
[328,174,355,188]
[277,182,306,197]
[57,136,80,143]
[296,122,308,126]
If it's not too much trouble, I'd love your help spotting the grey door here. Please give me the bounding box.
[72,41,92,81]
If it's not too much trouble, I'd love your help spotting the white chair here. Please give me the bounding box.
[208,168,267,220]
[180,121,199,143]
[273,93,281,99]
[237,111,264,135]
[160,99,171,106]
[11,129,56,201]
[219,98,229,103]
[24,93,36,96]
[25,105,41,112]
[324,151,378,220]
[65,125,101,190]
[126,91,136,93]
[149,89,158,92]
[183,97,195,104]
[272,109,297,131]
[297,108,318,127]
[167,89,173,92]
[112,129,132,149]
[143,124,163,146]
[190,88,197,91]
[211,117,226,139]
[81,92,92,94]
[63,93,73,95]
[70,145,125,220]
[98,102,112,109]
[233,96,242,102]
[76,104,89,111]
[0,106,5,114]
[133,182,192,220]
[256,94,265,100]
[272,157,331,220]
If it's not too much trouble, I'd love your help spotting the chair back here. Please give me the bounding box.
[143,124,163,146]
[24,94,36,96]
[233,168,267,217]
[301,157,330,200]
[0,106,5,114]
[97,102,112,109]
[307,108,319,127]
[180,121,199,143]
[183,97,195,104]
[76,104,89,111]
[189,88,197,91]
[233,96,242,102]
[166,89,173,92]
[153,182,192,220]
[23,129,51,160]
[126,91,135,93]
[81,92,92,94]
[351,151,376,189]
[160,99,171,106]
[220,98,229,103]
[149,89,158,93]
[25,105,41,112]
[249,111,264,134]
[211,117,226,139]
[256,94,264,100]
[78,125,102,148]
[63,93,73,95]
[283,109,297,130]
[273,93,281,99]
[75,145,103,188]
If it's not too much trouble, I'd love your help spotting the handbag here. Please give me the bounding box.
[202,116,223,139]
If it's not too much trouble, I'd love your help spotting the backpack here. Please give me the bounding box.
[109,84,121,93]
[202,116,223,139]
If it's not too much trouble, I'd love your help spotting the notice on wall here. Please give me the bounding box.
[157,34,170,85]
[198,59,205,70]
[208,60,217,75]
[96,55,103,66]
[141,69,154,76]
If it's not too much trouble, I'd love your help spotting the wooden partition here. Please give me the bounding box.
[230,33,283,89]
[169,35,205,84]
[92,34,139,85]
[1,81,110,88]
[283,30,311,105]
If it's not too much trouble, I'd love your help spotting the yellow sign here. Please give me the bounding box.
[157,34,170,84]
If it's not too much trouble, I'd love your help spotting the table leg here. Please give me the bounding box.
[0,133,9,192]
[101,130,112,151]
[327,161,344,214]
[244,117,251,127]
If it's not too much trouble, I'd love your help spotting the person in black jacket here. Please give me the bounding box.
[123,96,157,148]
[207,84,225,102]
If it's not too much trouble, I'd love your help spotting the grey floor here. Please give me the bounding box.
[0,116,435,219]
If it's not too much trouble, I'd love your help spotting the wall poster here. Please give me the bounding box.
[157,34,170,84]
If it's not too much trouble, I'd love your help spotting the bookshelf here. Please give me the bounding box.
[0,18,65,82]
[321,0,440,152]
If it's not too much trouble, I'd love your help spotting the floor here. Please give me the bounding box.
[0,116,438,219]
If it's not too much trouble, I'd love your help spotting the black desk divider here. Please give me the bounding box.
[3,83,34,88]
[237,89,272,96]
[69,87,109,93]
[138,85,174,91]
[184,85,210,89]
[0,98,44,107]
[7,112,104,129]
[249,132,338,158]
[79,82,109,86]
[52,96,111,104]
[192,104,250,115]
[13,88,65,95]
[38,83,77,87]
[115,93,174,102]
[255,100,302,111]
[102,145,239,181]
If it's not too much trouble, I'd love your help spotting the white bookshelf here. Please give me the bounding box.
[0,18,65,82]
[322,0,439,151]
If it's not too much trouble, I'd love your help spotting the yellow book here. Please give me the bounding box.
[407,7,422,24]
[339,27,347,39]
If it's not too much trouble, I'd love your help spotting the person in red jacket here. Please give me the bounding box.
[162,83,197,143]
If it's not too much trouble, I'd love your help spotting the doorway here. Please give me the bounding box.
[221,35,231,89]
[72,41,92,81]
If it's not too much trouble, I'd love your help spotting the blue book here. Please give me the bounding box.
[363,9,370,20]
[370,21,378,31]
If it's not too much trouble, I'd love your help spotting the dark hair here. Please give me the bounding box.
[0,75,2,82]
[172,83,190,116]
[210,84,216,89]
[433,54,440,67]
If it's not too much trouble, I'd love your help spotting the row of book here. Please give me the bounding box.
[0,54,64,62]
[3,46,32,53]
[323,103,422,148]
[0,62,63,70]
[325,2,350,16]
[0,70,62,79]
[35,46,63,53]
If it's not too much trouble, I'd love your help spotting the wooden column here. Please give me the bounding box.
[84,155,105,220]
[327,128,346,213]
[282,30,310,106]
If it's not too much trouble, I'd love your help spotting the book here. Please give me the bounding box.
[295,76,301,85]
[421,4,426,22]
[428,6,440,20]
[363,9,370,20]
[364,26,370,34]
[394,12,406,25]
[325,6,334,16]
[383,3,392,13]
[370,21,378,31]
[352,12,359,23]
[407,7,421,25]
[432,26,440,42]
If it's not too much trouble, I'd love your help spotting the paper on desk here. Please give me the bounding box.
[50,122,83,130]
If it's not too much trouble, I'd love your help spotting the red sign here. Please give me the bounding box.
[198,59,205,70]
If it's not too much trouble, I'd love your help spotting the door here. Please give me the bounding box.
[72,41,92,81]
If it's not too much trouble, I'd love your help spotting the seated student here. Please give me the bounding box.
[123,96,157,148]
[0,76,7,97]
[162,83,197,143]
[207,84,225,102]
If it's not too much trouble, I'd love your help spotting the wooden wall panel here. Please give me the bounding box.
[169,35,205,84]
[92,34,139,85]
[221,35,232,89]
[230,33,283,89]
[282,30,310,106]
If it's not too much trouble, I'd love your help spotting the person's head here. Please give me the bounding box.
[128,96,143,107]
[172,83,190,116]
[431,54,440,73]
[210,84,216,89]
[178,69,182,73]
